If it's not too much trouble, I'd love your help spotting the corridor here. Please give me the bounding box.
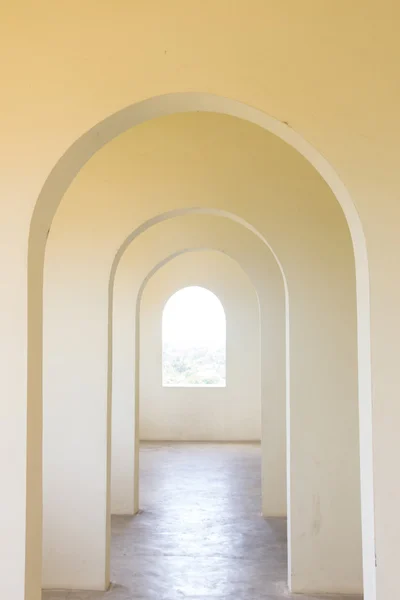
[43,443,361,600]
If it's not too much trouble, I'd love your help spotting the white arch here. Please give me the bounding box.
[131,246,263,512]
[28,92,374,599]
[107,208,289,517]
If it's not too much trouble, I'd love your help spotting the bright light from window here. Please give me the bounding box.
[162,286,226,387]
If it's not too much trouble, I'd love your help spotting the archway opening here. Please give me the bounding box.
[29,93,373,600]
[162,286,226,387]
[132,250,267,599]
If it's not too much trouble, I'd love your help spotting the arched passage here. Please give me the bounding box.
[41,112,363,595]
[131,251,265,595]
[104,203,360,596]
[30,94,372,600]
[108,214,286,528]
[131,246,265,514]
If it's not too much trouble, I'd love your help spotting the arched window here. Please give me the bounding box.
[162,286,226,387]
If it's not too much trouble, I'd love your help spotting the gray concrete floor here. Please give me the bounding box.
[43,442,362,600]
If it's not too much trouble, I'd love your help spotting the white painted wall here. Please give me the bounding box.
[139,251,261,441]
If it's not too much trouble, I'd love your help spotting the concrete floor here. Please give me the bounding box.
[43,442,362,600]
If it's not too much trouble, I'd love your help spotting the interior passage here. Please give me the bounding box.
[43,443,361,600]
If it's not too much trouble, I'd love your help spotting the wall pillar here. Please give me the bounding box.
[111,266,137,515]
[287,260,363,595]
[42,252,110,591]
[0,227,38,600]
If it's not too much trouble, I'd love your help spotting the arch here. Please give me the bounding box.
[161,285,227,388]
[108,213,286,521]
[29,92,374,598]
[108,209,288,520]
[132,247,264,512]
[109,201,361,593]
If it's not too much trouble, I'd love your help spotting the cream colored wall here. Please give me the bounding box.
[110,214,286,519]
[139,251,261,441]
[3,6,400,598]
[42,112,362,595]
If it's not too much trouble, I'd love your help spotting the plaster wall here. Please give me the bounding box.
[42,113,361,594]
[2,6,400,598]
[139,251,261,442]
[111,214,285,519]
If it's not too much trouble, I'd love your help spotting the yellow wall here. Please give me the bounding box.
[1,4,398,598]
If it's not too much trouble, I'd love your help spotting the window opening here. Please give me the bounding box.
[162,286,226,387]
